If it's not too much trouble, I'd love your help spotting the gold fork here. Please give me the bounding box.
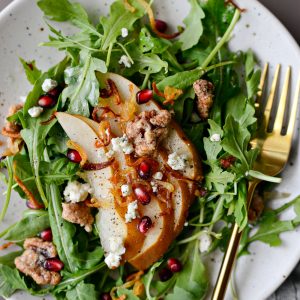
[212,64,300,300]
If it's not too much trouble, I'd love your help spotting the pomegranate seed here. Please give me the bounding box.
[138,216,152,234]
[220,156,236,169]
[138,161,151,179]
[47,87,61,98]
[155,19,168,33]
[159,268,173,282]
[40,228,52,242]
[167,258,182,273]
[38,95,56,108]
[67,149,82,163]
[44,258,64,272]
[26,201,44,210]
[100,293,112,300]
[134,187,151,205]
[136,89,153,104]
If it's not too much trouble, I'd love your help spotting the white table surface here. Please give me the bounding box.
[0,0,299,299]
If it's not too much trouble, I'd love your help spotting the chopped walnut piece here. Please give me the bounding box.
[193,79,214,120]
[126,110,171,157]
[2,104,23,137]
[15,238,61,286]
[62,202,94,232]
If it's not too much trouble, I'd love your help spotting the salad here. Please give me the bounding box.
[0,0,299,299]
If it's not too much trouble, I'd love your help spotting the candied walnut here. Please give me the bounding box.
[15,237,61,286]
[24,237,57,258]
[193,79,214,120]
[2,104,23,137]
[62,202,94,232]
[15,249,61,285]
[126,110,171,157]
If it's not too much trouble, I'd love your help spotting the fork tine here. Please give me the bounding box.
[273,67,291,133]
[256,63,269,108]
[264,64,281,129]
[287,71,300,137]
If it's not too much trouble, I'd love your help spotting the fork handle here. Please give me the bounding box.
[211,181,257,300]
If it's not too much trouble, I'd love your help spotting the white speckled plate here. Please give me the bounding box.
[0,0,299,299]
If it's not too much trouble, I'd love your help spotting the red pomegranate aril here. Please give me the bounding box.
[67,149,82,163]
[155,19,168,33]
[220,155,236,169]
[44,258,64,272]
[40,228,52,242]
[100,293,112,300]
[167,258,182,273]
[134,187,151,205]
[38,95,56,108]
[159,268,173,282]
[47,87,61,98]
[138,161,151,179]
[138,216,152,234]
[136,89,153,104]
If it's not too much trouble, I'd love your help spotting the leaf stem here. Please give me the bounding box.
[106,43,113,68]
[201,9,240,68]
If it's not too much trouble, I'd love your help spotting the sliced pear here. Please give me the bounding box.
[55,112,128,255]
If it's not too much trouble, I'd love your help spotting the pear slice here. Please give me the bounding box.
[55,112,127,255]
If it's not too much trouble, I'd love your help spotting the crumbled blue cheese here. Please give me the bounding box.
[42,78,57,93]
[210,133,221,142]
[125,200,139,223]
[28,106,43,118]
[153,171,163,180]
[104,237,126,269]
[63,180,93,203]
[150,181,158,193]
[199,231,212,253]
[167,152,187,171]
[111,134,134,154]
[121,184,132,197]
[121,27,128,38]
[118,55,132,68]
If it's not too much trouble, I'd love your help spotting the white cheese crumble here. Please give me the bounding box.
[167,152,187,171]
[106,149,115,159]
[121,27,128,38]
[184,221,189,227]
[63,180,93,203]
[104,237,126,269]
[42,78,58,92]
[150,181,158,193]
[153,171,163,180]
[125,200,139,223]
[199,231,212,253]
[118,55,132,68]
[121,184,132,197]
[210,133,221,142]
[111,134,134,155]
[28,106,43,118]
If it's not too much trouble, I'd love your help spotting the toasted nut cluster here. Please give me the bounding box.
[15,237,61,285]
[193,79,214,120]
[62,202,94,232]
[126,109,171,156]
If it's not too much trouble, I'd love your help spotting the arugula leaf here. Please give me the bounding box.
[66,281,98,300]
[0,252,23,268]
[245,50,261,99]
[234,180,248,230]
[62,50,107,116]
[100,1,144,50]
[19,58,42,85]
[117,288,139,300]
[179,0,205,51]
[0,265,27,298]
[37,0,101,37]
[205,167,235,194]
[4,210,49,242]
[167,242,208,300]
[221,116,258,172]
